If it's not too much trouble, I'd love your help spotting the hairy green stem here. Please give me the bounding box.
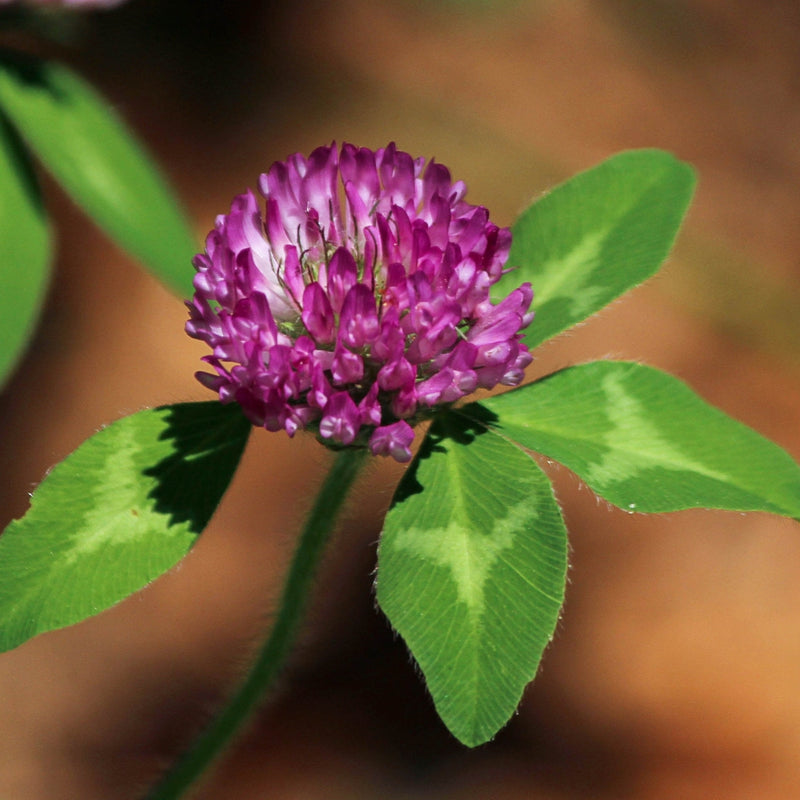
[146,447,368,800]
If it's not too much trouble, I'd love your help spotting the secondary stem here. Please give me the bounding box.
[146,446,368,800]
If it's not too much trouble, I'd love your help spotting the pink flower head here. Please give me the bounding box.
[187,143,533,463]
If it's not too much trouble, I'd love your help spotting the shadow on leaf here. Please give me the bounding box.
[143,401,250,531]
[392,406,493,506]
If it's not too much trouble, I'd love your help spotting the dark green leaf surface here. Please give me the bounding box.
[497,149,696,350]
[0,51,197,297]
[0,113,51,388]
[0,402,250,652]
[466,361,800,518]
[377,410,568,746]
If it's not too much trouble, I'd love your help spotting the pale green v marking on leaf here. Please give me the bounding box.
[528,229,606,320]
[583,369,729,487]
[469,360,800,518]
[387,498,539,614]
[495,150,696,350]
[62,424,167,564]
[0,402,251,653]
[377,410,568,746]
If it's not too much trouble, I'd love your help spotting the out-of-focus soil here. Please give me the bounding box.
[1,0,800,797]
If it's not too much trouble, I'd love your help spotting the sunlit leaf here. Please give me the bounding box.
[0,401,250,652]
[497,149,696,350]
[377,409,568,746]
[465,361,800,518]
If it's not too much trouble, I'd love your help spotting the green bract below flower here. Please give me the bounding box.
[187,143,534,462]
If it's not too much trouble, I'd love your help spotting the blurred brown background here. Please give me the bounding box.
[1,0,800,797]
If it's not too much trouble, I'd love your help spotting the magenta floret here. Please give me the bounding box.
[186,142,533,462]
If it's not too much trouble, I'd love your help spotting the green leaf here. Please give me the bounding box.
[0,112,51,389]
[497,149,696,350]
[376,410,568,746]
[464,360,800,518]
[0,50,198,297]
[0,401,250,652]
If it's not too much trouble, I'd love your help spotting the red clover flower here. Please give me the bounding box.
[187,143,534,463]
